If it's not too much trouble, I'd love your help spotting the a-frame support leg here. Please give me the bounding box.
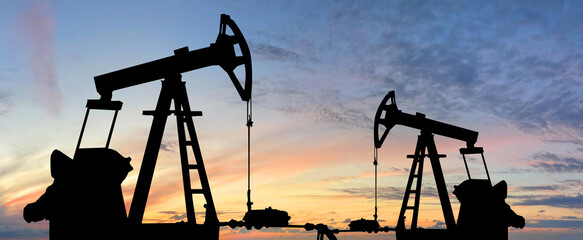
[127,74,218,231]
[172,79,219,226]
[423,132,456,230]
[397,134,426,229]
[128,75,176,224]
[396,131,456,231]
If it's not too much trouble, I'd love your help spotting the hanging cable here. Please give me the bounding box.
[373,146,378,221]
[246,98,253,212]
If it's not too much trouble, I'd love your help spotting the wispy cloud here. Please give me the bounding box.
[338,186,438,201]
[431,220,446,229]
[250,0,583,146]
[16,0,61,117]
[0,91,10,116]
[527,219,583,229]
[516,180,583,194]
[169,213,187,221]
[159,140,177,152]
[0,204,48,238]
[530,152,583,173]
[250,42,304,63]
[519,185,562,192]
[517,193,583,209]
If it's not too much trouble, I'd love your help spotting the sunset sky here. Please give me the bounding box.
[1,1,582,239]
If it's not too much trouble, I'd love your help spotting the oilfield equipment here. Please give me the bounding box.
[370,90,525,240]
[22,14,524,240]
[22,14,330,240]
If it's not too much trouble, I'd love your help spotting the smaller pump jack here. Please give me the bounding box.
[372,91,525,240]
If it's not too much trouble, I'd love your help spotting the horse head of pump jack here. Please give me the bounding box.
[374,90,478,149]
[93,14,252,102]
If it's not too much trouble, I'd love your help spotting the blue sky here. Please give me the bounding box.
[1,1,583,239]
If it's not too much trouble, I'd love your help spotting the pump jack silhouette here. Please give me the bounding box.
[329,91,525,240]
[22,14,525,240]
[372,90,525,240]
[23,14,337,240]
[24,14,253,240]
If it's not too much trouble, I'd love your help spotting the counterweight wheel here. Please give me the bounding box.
[218,14,252,101]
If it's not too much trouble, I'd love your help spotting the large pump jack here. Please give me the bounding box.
[24,14,252,240]
[94,14,252,228]
[373,91,525,240]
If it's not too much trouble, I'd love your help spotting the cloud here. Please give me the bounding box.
[0,204,48,239]
[527,219,583,229]
[0,226,48,239]
[517,193,583,209]
[320,167,408,184]
[516,180,583,194]
[158,210,178,214]
[561,180,583,189]
[530,152,583,173]
[250,0,583,146]
[518,185,562,192]
[431,220,446,229]
[169,213,187,221]
[250,42,304,63]
[338,186,438,201]
[159,141,177,152]
[16,0,61,117]
[301,102,374,129]
[0,91,10,116]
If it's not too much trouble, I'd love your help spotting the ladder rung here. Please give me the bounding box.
[406,206,415,210]
[188,164,198,169]
[190,189,205,194]
[412,174,420,178]
[143,110,170,116]
[174,110,203,116]
[409,190,418,194]
[407,154,446,158]
[184,141,193,146]
[143,110,203,116]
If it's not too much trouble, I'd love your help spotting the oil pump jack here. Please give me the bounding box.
[23,14,260,240]
[92,14,254,239]
[373,90,525,240]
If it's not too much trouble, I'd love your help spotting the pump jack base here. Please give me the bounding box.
[243,207,290,230]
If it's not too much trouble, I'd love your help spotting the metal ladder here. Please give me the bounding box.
[399,144,425,229]
[128,74,218,225]
[171,83,215,224]
[397,132,451,230]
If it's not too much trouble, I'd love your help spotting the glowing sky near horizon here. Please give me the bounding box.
[1,1,583,240]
